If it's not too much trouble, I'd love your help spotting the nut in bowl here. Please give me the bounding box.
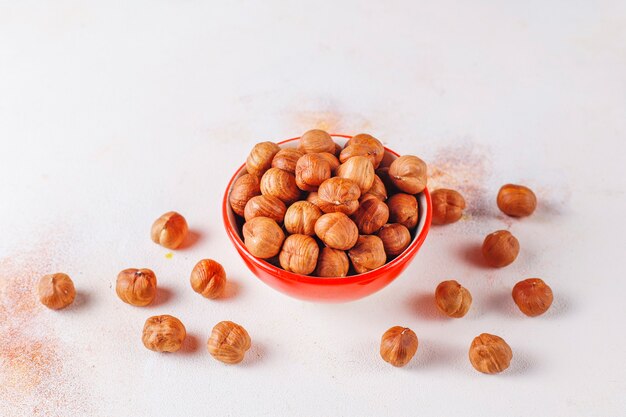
[223,134,432,302]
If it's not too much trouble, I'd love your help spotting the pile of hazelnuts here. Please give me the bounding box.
[229,130,427,277]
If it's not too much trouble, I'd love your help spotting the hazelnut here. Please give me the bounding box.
[317,152,340,173]
[116,268,157,307]
[376,166,398,194]
[333,142,342,156]
[435,280,472,318]
[377,223,411,256]
[360,175,387,202]
[299,129,335,154]
[341,134,385,168]
[190,259,227,299]
[37,273,76,310]
[431,189,466,225]
[207,321,251,364]
[359,193,380,205]
[306,191,323,208]
[469,333,513,374]
[348,235,386,273]
[388,155,427,194]
[271,148,304,174]
[246,141,280,177]
[336,156,375,194]
[142,315,186,353]
[387,193,419,229]
[497,184,537,217]
[295,153,332,191]
[317,177,361,215]
[279,234,320,275]
[244,195,287,223]
[284,201,322,235]
[242,216,285,259]
[315,247,350,277]
[150,211,188,249]
[380,326,418,367]
[481,230,519,268]
[229,174,261,217]
[314,212,359,250]
[351,198,389,234]
[260,167,301,204]
[512,278,553,317]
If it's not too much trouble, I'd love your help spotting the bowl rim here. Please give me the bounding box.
[222,134,432,285]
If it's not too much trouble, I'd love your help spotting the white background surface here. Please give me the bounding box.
[1,1,625,417]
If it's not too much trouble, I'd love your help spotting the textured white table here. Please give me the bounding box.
[1,2,625,416]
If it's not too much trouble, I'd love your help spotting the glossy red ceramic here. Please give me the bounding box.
[222,135,432,302]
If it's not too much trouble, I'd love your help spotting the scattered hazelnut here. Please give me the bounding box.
[190,259,227,299]
[37,273,75,310]
[242,216,285,259]
[497,184,537,217]
[482,230,520,268]
[244,195,287,223]
[271,148,304,174]
[315,247,350,277]
[469,333,513,374]
[377,223,411,256]
[246,141,280,177]
[314,212,359,250]
[317,152,340,173]
[142,315,186,353]
[279,234,320,275]
[284,201,322,235]
[295,153,332,191]
[387,193,418,229]
[260,167,301,204]
[380,326,418,367]
[229,173,261,217]
[431,189,466,225]
[360,175,387,202]
[207,321,251,364]
[341,133,385,168]
[348,235,386,273]
[317,177,361,215]
[388,155,427,194]
[351,198,389,234]
[116,268,157,307]
[299,129,335,154]
[336,156,375,194]
[512,278,553,317]
[150,211,188,249]
[435,280,472,318]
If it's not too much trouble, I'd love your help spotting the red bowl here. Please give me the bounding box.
[222,134,432,302]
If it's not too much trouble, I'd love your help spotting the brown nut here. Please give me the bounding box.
[389,155,427,194]
[469,333,513,374]
[387,193,419,229]
[435,280,472,318]
[512,278,553,317]
[142,315,186,353]
[336,156,375,194]
[295,153,332,191]
[306,191,323,208]
[360,175,387,202]
[260,167,301,204]
[348,235,386,274]
[317,177,361,215]
[380,326,418,367]
[207,321,251,364]
[37,273,76,310]
[151,211,188,249]
[317,152,340,173]
[431,189,466,225]
[190,259,227,299]
[271,148,304,174]
[314,212,359,250]
[377,223,411,257]
[351,198,389,235]
[284,201,322,235]
[497,184,537,217]
[481,230,519,268]
[376,167,398,194]
[279,234,320,275]
[244,195,287,223]
[246,141,280,177]
[341,134,385,168]
[299,129,335,154]
[242,216,285,259]
[315,247,350,277]
[116,268,157,307]
[229,174,261,217]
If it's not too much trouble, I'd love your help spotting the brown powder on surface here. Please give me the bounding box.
[290,109,372,136]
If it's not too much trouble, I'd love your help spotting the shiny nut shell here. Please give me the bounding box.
[284,201,322,235]
[336,156,375,194]
[244,195,287,223]
[348,235,386,274]
[315,247,350,277]
[314,212,359,250]
[279,234,320,275]
[190,259,227,299]
[317,177,361,215]
[242,216,285,259]
[388,155,427,194]
[207,321,251,364]
[260,168,301,204]
[229,174,261,217]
